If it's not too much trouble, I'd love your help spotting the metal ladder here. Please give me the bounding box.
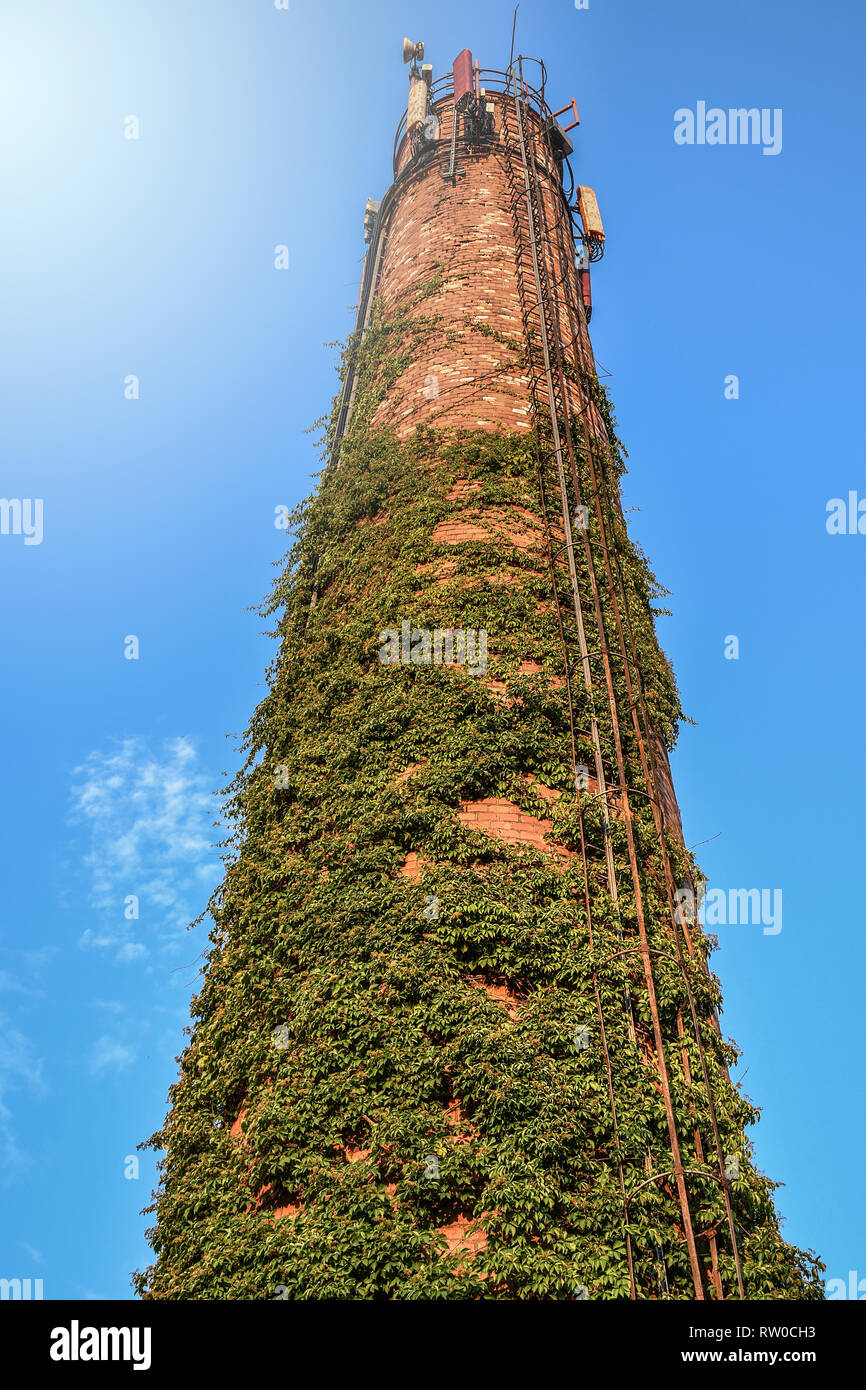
[500,60,709,1300]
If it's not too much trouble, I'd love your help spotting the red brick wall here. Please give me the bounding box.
[360,80,685,850]
[456,796,572,859]
[371,90,605,439]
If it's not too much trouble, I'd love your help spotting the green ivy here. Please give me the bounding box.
[134,282,824,1302]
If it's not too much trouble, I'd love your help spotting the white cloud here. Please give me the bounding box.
[0,1013,44,1176]
[0,971,36,996]
[88,1035,138,1076]
[21,946,60,975]
[115,942,149,964]
[0,945,58,998]
[70,737,222,959]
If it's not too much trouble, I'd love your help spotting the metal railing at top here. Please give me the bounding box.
[331,63,554,470]
[392,63,554,176]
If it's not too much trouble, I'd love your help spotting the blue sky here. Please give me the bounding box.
[0,0,861,1299]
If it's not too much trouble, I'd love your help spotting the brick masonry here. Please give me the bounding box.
[456,797,572,859]
[373,91,604,439]
[361,80,685,861]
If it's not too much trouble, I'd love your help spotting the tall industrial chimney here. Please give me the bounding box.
[136,46,823,1302]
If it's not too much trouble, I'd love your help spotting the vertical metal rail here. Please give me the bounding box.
[443,99,459,182]
[498,81,638,1302]
[308,195,392,625]
[550,202,746,1293]
[536,90,745,1299]
[504,87,618,898]
[503,60,706,1299]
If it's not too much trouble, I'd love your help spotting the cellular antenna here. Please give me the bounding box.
[402,37,424,77]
